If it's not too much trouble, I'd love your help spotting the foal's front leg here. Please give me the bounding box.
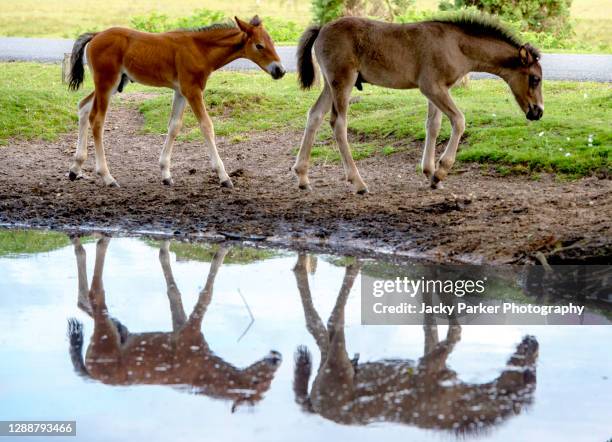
[69,92,94,180]
[421,86,465,189]
[159,91,187,186]
[184,88,232,188]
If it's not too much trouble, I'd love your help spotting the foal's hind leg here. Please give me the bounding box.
[69,92,94,180]
[159,91,187,186]
[421,101,442,181]
[90,83,119,187]
[330,73,368,194]
[292,82,333,190]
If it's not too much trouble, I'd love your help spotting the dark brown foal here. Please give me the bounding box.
[293,13,543,192]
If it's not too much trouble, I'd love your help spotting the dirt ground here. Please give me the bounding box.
[0,94,610,264]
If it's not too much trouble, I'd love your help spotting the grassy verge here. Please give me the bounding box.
[1,63,609,178]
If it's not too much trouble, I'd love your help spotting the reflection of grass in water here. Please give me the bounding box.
[323,256,358,268]
[0,229,70,257]
[145,240,281,264]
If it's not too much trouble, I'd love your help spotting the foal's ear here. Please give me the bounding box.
[519,45,534,66]
[249,15,262,27]
[235,16,253,34]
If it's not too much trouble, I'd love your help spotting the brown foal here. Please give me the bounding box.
[68,16,285,188]
[293,13,544,193]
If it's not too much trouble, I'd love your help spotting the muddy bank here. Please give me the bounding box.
[0,95,610,264]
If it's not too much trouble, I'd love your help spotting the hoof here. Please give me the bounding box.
[356,187,369,195]
[107,180,120,188]
[430,176,443,190]
[68,171,79,181]
[220,179,234,189]
[298,183,312,191]
[162,178,174,186]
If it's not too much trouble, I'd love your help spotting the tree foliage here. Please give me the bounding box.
[438,0,573,35]
[312,0,415,24]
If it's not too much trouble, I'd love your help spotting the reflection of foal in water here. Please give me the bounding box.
[292,254,538,434]
[67,237,281,411]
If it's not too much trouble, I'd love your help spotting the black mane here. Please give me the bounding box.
[431,12,540,59]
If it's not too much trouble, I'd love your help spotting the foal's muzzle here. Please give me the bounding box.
[267,62,286,80]
[526,104,543,121]
[264,350,282,366]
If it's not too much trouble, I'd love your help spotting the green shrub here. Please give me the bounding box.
[312,0,415,24]
[438,0,573,36]
[130,9,300,43]
[258,17,302,43]
[312,0,345,24]
[130,12,173,33]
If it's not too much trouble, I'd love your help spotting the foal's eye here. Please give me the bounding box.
[255,43,265,50]
[529,75,541,87]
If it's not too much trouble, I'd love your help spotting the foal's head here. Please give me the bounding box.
[505,44,544,121]
[235,16,286,80]
[229,350,283,412]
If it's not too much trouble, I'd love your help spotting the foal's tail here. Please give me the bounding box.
[68,32,96,91]
[293,345,314,412]
[297,26,320,90]
[67,318,90,378]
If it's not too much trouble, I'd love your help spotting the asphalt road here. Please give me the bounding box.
[1,37,611,82]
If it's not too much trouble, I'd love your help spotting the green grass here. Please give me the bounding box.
[0,62,152,144]
[572,0,612,51]
[1,63,609,177]
[0,63,81,143]
[0,230,71,257]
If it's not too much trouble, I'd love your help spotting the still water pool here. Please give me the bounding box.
[0,229,610,441]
